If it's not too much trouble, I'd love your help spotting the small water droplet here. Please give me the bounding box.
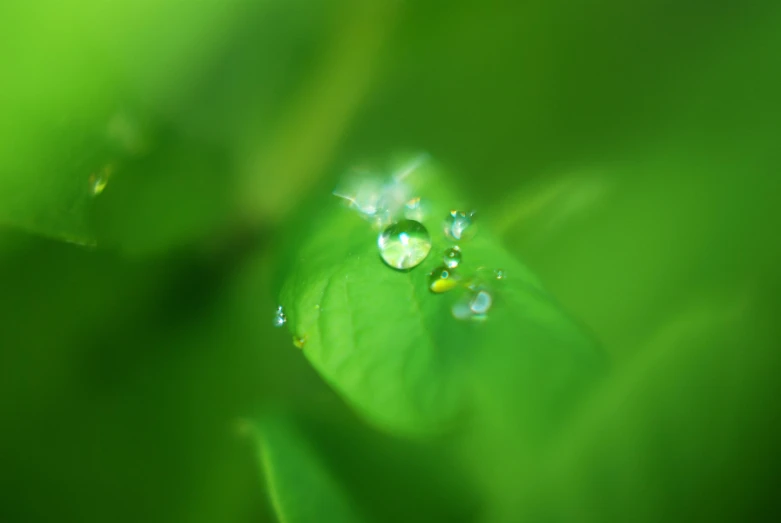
[470,290,493,315]
[429,265,460,293]
[89,164,113,196]
[404,196,427,221]
[273,306,287,327]
[451,287,493,321]
[378,219,431,270]
[451,300,473,320]
[494,269,505,280]
[443,246,462,268]
[293,335,307,349]
[444,210,475,241]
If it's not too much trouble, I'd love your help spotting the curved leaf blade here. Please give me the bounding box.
[253,415,366,523]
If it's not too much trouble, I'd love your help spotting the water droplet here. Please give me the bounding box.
[470,290,493,315]
[444,210,476,241]
[429,265,460,293]
[89,164,113,196]
[293,335,307,349]
[404,196,426,221]
[378,220,431,270]
[443,246,462,268]
[451,287,493,321]
[451,300,473,320]
[334,173,414,229]
[494,269,505,280]
[273,306,287,327]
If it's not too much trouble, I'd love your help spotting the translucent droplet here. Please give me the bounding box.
[273,306,287,328]
[378,219,431,270]
[494,269,505,280]
[444,210,475,241]
[470,290,493,315]
[293,335,307,349]
[429,265,460,293]
[405,197,427,221]
[443,246,462,268]
[451,300,473,320]
[451,288,493,321]
[334,174,414,229]
[89,164,113,196]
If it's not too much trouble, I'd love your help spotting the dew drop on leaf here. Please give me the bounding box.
[451,288,492,321]
[293,335,307,349]
[444,210,475,241]
[378,219,432,270]
[470,290,493,315]
[443,246,462,268]
[273,306,287,328]
[429,264,460,294]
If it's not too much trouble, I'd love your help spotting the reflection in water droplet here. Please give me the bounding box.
[444,210,475,240]
[378,220,431,270]
[293,335,307,349]
[273,306,287,327]
[429,265,460,293]
[89,164,113,196]
[443,246,462,268]
[494,269,505,280]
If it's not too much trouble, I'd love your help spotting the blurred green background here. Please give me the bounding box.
[2,1,781,522]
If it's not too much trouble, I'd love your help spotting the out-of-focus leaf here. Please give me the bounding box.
[0,0,251,244]
[279,157,603,437]
[506,291,781,523]
[252,415,366,523]
[92,134,232,256]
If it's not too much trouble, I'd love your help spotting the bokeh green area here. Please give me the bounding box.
[2,1,781,522]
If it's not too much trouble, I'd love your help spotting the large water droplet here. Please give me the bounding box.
[444,210,475,241]
[378,220,431,270]
[429,265,460,293]
[273,306,287,327]
[443,246,462,268]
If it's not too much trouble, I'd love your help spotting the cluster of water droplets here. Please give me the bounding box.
[424,209,507,321]
[275,158,512,345]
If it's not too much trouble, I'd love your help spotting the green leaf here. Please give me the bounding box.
[511,291,781,523]
[252,415,366,523]
[0,0,249,245]
[279,157,604,437]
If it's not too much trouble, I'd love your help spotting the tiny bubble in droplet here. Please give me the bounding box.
[494,269,505,280]
[443,246,462,268]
